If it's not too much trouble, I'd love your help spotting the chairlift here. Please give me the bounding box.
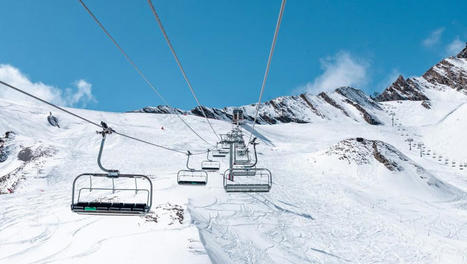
[233,146,251,166]
[71,122,153,215]
[224,138,272,192]
[212,149,227,158]
[232,109,244,125]
[201,149,220,171]
[236,146,248,157]
[177,151,208,185]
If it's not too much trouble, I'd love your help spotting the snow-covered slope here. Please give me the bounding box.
[2,90,467,263]
[1,44,467,264]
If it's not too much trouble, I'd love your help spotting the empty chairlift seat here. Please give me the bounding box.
[212,150,227,158]
[201,150,220,171]
[223,168,272,192]
[177,170,208,185]
[71,173,153,215]
[177,151,208,185]
[70,123,153,216]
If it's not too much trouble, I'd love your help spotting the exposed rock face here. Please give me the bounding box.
[132,87,383,125]
[421,100,431,109]
[376,75,429,101]
[318,92,350,117]
[299,93,326,119]
[138,106,184,115]
[423,58,467,92]
[326,138,407,171]
[344,99,381,125]
[378,43,467,102]
[457,44,467,59]
[133,44,467,124]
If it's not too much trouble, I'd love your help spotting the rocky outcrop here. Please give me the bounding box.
[344,99,382,125]
[423,58,467,92]
[133,45,467,125]
[457,44,467,59]
[132,87,383,125]
[299,93,326,119]
[376,75,429,101]
[326,138,406,171]
[378,43,467,102]
[318,92,350,117]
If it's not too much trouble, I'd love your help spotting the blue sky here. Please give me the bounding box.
[0,0,466,112]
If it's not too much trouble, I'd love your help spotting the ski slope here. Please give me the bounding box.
[1,96,467,264]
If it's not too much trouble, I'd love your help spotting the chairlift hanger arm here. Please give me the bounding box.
[96,124,119,176]
[246,138,259,168]
[186,151,194,170]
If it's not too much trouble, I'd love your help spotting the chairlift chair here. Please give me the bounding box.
[223,138,272,192]
[237,146,248,157]
[233,146,251,166]
[232,109,244,125]
[212,150,227,158]
[223,168,272,192]
[201,149,220,171]
[219,134,232,150]
[177,151,208,185]
[71,123,153,215]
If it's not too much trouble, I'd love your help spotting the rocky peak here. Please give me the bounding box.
[377,46,467,102]
[423,55,467,92]
[132,86,384,126]
[457,42,467,59]
[376,75,428,102]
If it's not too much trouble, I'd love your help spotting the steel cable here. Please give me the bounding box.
[247,0,286,144]
[0,80,193,155]
[147,0,220,141]
[78,0,214,147]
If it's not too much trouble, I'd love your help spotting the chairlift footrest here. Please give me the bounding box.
[71,202,149,214]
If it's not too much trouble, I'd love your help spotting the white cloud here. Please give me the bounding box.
[445,37,464,56]
[0,64,96,107]
[422,28,445,47]
[69,79,96,107]
[301,51,369,94]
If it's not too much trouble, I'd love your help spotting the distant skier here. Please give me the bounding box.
[161,126,165,131]
[47,112,60,128]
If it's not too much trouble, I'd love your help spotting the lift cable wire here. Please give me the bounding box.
[247,0,286,144]
[147,0,220,141]
[78,0,214,147]
[0,80,210,155]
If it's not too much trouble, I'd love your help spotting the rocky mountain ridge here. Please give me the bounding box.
[133,44,467,125]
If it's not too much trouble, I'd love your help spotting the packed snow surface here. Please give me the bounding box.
[1,95,467,263]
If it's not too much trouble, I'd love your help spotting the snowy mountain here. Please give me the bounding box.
[135,44,467,128]
[377,44,467,102]
[1,45,467,263]
[134,86,384,125]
